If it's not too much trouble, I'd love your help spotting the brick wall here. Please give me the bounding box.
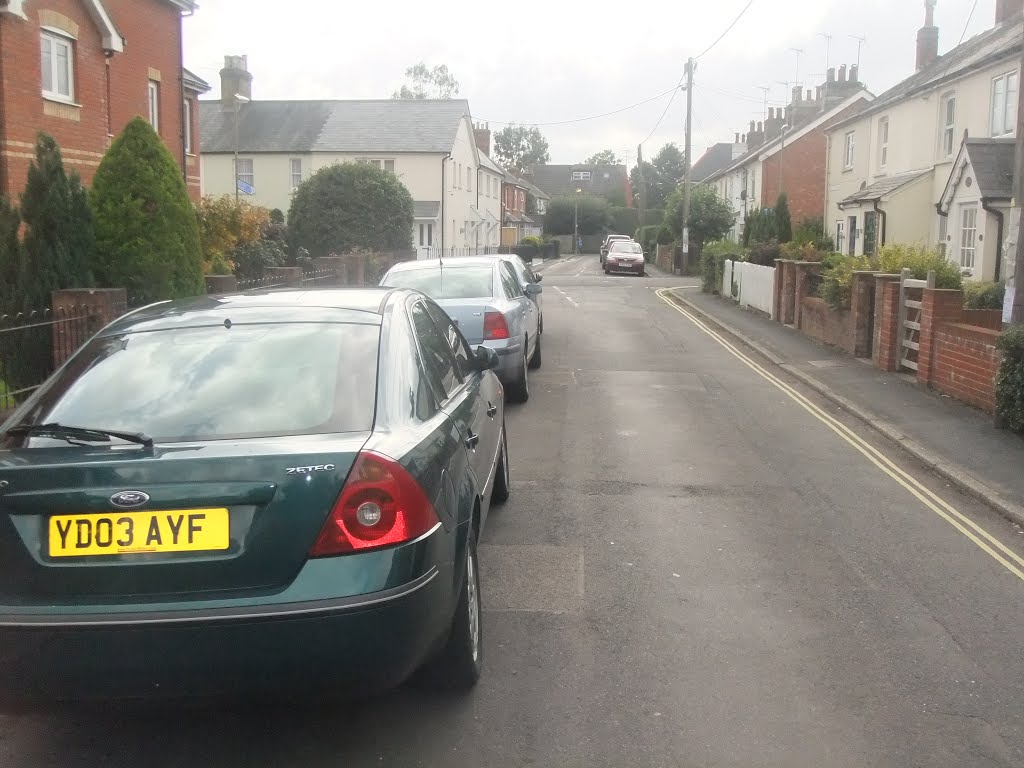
[800,296,855,350]
[931,323,1001,412]
[0,0,191,199]
[760,99,868,223]
[873,279,901,372]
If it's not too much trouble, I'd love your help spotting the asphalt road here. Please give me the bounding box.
[3,255,1024,767]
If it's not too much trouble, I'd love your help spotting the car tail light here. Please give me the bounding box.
[310,451,439,557]
[484,310,510,340]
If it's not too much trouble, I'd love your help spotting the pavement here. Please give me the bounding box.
[673,287,1024,527]
[2,254,1024,767]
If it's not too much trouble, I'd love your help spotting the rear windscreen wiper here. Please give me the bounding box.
[4,422,154,449]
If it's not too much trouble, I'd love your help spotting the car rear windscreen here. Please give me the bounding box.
[12,322,380,441]
[382,266,493,299]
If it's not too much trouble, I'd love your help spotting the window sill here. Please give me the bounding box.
[842,166,854,173]
[42,97,82,122]
[43,94,81,108]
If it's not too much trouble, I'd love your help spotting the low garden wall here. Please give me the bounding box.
[930,322,1002,412]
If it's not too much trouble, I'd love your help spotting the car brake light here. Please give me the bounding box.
[310,451,439,557]
[484,311,510,340]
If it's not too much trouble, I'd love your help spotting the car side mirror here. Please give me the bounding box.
[525,284,542,296]
[535,274,543,283]
[474,346,500,371]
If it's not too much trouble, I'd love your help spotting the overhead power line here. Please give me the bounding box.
[476,85,680,127]
[640,77,686,145]
[695,0,756,60]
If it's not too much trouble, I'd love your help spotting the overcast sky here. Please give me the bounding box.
[184,0,999,166]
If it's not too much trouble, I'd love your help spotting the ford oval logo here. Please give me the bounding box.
[110,490,149,509]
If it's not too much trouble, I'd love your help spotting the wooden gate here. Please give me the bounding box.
[897,268,935,372]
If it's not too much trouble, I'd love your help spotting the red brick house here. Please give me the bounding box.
[501,171,529,246]
[0,0,209,200]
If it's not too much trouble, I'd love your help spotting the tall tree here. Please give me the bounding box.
[584,149,619,165]
[392,62,460,99]
[664,185,734,250]
[493,124,550,175]
[90,118,205,302]
[18,133,96,310]
[774,193,793,243]
[652,143,686,187]
[0,197,21,315]
[288,163,414,257]
[629,160,662,209]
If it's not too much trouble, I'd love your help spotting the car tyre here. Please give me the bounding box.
[418,534,483,691]
[507,344,530,403]
[491,426,510,504]
[528,331,542,369]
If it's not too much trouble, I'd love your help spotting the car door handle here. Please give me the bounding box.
[487,402,498,418]
[465,430,480,449]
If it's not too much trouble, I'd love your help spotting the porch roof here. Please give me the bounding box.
[838,169,932,208]
[413,201,440,219]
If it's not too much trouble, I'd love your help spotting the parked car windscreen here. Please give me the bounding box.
[6,322,380,442]
[382,265,494,299]
[610,242,643,254]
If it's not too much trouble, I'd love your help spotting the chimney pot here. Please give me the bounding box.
[220,54,253,105]
[806,89,813,101]
[838,64,847,82]
[749,120,756,133]
[827,67,836,82]
[757,121,763,133]
[741,133,746,143]
[735,132,740,143]
[849,64,859,83]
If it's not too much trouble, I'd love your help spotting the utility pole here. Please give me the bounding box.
[679,57,694,275]
[1008,36,1024,323]
[637,143,647,226]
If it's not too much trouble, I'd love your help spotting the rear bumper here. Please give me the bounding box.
[0,565,454,706]
[606,261,645,274]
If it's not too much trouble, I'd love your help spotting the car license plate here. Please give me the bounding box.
[48,509,230,558]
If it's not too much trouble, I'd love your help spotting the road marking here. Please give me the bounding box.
[552,286,579,308]
[655,288,1024,583]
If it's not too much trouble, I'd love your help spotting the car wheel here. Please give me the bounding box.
[507,345,530,403]
[491,426,510,504]
[419,534,482,690]
[639,270,646,277]
[528,331,542,369]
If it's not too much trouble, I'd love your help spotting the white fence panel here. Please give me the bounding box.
[736,261,775,317]
[722,259,734,298]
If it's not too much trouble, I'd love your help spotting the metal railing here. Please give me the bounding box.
[0,306,94,410]
[300,269,340,288]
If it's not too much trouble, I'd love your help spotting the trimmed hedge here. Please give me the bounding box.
[963,281,1004,310]
[609,206,639,236]
[996,325,1024,433]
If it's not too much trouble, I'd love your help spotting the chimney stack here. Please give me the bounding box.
[916,0,939,71]
[735,132,740,143]
[220,55,252,106]
[792,86,802,103]
[473,122,491,155]
[994,0,1023,23]
[827,67,836,83]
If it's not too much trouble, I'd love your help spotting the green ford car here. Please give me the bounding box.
[0,288,510,708]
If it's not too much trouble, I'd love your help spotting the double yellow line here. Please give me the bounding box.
[656,288,1024,583]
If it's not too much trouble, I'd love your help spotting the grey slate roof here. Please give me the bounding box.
[526,164,629,201]
[691,143,735,183]
[479,153,504,175]
[414,201,440,219]
[839,169,932,206]
[199,99,469,154]
[832,17,1022,130]
[965,138,1015,199]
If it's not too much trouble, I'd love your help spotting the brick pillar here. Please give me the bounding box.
[50,288,127,368]
[850,271,877,358]
[917,287,965,385]
[343,254,366,286]
[204,275,238,294]
[873,278,901,371]
[780,261,796,325]
[314,256,347,285]
[772,260,783,321]
[792,262,820,329]
[265,266,303,287]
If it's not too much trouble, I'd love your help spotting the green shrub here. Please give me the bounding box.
[996,326,1024,433]
[877,244,962,289]
[774,193,792,243]
[748,240,781,267]
[544,194,609,235]
[91,118,204,302]
[231,240,287,280]
[19,133,96,310]
[641,209,665,226]
[700,250,725,293]
[820,254,874,310]
[609,206,639,236]
[288,163,414,257]
[793,217,835,251]
[635,225,661,257]
[779,241,827,262]
[963,281,1004,310]
[747,207,777,244]
[520,235,543,248]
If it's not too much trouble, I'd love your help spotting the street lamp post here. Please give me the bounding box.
[233,93,250,202]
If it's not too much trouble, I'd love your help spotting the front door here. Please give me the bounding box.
[863,211,878,256]
[848,215,858,256]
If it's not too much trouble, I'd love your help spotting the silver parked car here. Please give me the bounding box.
[499,253,544,334]
[380,257,541,403]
